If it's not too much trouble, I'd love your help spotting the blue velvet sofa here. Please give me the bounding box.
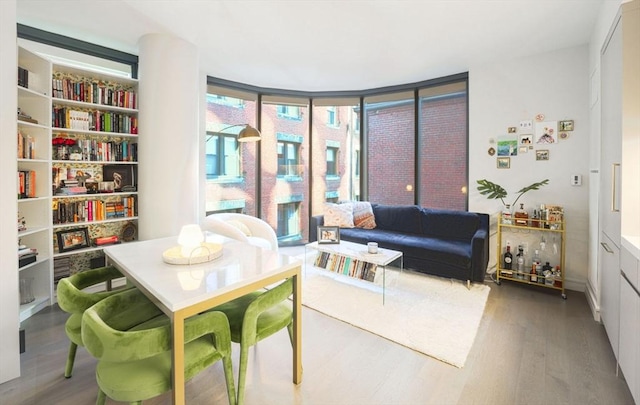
[310,204,489,283]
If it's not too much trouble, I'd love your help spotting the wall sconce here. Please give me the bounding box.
[207,124,261,143]
[162,224,222,265]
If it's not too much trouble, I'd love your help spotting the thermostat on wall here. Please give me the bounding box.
[571,174,582,186]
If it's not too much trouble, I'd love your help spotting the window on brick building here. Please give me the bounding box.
[326,147,338,176]
[277,141,301,176]
[208,94,244,108]
[277,202,301,239]
[277,105,301,119]
[205,133,240,179]
[327,107,338,126]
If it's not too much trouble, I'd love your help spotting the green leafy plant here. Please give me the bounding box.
[476,179,549,207]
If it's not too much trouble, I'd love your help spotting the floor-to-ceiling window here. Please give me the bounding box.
[261,96,310,244]
[206,73,468,246]
[418,82,468,210]
[310,99,360,216]
[204,87,258,215]
[364,91,416,205]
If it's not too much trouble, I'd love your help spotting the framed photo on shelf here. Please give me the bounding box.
[318,226,340,244]
[102,165,137,192]
[56,227,90,253]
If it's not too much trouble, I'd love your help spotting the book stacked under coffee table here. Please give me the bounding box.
[305,240,403,304]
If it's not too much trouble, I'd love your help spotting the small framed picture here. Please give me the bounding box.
[536,149,550,161]
[56,227,90,252]
[518,146,528,154]
[519,134,533,145]
[497,157,510,169]
[559,120,574,131]
[318,226,340,244]
[102,165,137,192]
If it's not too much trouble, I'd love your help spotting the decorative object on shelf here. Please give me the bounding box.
[17,108,38,124]
[121,221,137,242]
[162,224,222,265]
[476,178,549,208]
[93,235,120,246]
[19,277,35,305]
[318,226,340,244]
[56,227,91,253]
[206,124,262,143]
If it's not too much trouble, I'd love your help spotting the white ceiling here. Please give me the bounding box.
[16,0,604,92]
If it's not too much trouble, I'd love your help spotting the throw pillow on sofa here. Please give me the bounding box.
[324,203,354,228]
[352,201,376,229]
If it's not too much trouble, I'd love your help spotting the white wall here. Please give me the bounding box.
[0,0,21,384]
[468,45,590,291]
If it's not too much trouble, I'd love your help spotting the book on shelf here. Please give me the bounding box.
[54,256,71,284]
[18,66,29,88]
[17,170,36,199]
[17,130,36,159]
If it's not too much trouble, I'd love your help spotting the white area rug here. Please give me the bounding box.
[299,254,490,368]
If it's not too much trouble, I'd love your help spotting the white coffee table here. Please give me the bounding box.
[305,240,403,304]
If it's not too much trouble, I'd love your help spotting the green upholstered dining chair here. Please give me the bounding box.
[56,266,133,378]
[81,287,236,405]
[212,278,294,405]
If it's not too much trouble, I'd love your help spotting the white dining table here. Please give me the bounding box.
[103,234,303,405]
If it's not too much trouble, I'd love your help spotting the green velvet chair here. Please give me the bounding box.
[81,288,236,405]
[56,266,133,378]
[212,278,294,405]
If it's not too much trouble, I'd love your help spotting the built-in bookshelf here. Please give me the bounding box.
[17,47,53,322]
[15,47,140,323]
[50,62,139,274]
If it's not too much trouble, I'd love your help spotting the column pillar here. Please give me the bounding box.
[137,34,200,239]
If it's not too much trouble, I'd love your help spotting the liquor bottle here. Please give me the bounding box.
[503,245,513,270]
[531,209,540,228]
[515,203,529,226]
[502,204,513,225]
[530,264,538,283]
[516,245,525,278]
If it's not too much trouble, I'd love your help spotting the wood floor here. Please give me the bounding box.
[1,261,635,404]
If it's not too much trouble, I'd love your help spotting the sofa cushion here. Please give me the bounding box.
[352,201,376,229]
[421,208,480,240]
[371,204,423,234]
[323,203,354,228]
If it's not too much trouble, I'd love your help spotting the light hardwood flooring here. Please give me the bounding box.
[1,253,635,404]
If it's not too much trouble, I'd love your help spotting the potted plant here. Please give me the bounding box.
[476,179,549,224]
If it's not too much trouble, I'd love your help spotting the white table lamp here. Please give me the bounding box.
[163,224,223,265]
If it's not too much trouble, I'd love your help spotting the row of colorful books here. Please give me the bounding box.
[53,197,136,224]
[314,251,377,282]
[52,77,137,109]
[52,106,138,134]
[53,139,137,162]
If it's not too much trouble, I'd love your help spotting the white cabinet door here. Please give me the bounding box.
[619,273,639,404]
[600,232,620,358]
[600,13,622,247]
